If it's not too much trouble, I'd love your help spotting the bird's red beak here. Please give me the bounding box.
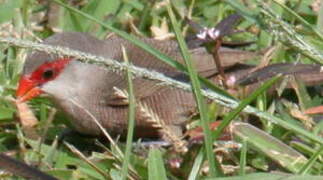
[16,75,43,102]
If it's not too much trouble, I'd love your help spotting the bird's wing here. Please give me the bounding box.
[103,35,258,78]
[104,71,187,106]
[101,70,196,138]
[101,35,259,105]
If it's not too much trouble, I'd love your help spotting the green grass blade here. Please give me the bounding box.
[317,2,323,32]
[224,0,258,23]
[227,0,323,64]
[232,123,308,173]
[148,148,167,180]
[271,0,323,41]
[298,145,323,175]
[239,138,247,176]
[188,147,204,180]
[120,46,136,180]
[213,75,282,140]
[166,2,222,177]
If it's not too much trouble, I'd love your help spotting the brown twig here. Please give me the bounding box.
[212,38,227,88]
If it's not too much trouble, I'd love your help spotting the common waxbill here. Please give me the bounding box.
[15,32,257,138]
[16,32,323,139]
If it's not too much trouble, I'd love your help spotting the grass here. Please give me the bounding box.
[120,46,136,180]
[0,0,323,179]
[166,2,220,176]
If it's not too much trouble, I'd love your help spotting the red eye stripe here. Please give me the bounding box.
[29,58,72,84]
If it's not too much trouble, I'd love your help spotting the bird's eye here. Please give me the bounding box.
[42,69,54,79]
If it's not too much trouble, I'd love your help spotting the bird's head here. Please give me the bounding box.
[16,58,72,102]
[15,32,109,102]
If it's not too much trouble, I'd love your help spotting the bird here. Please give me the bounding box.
[15,32,257,139]
[16,32,323,140]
